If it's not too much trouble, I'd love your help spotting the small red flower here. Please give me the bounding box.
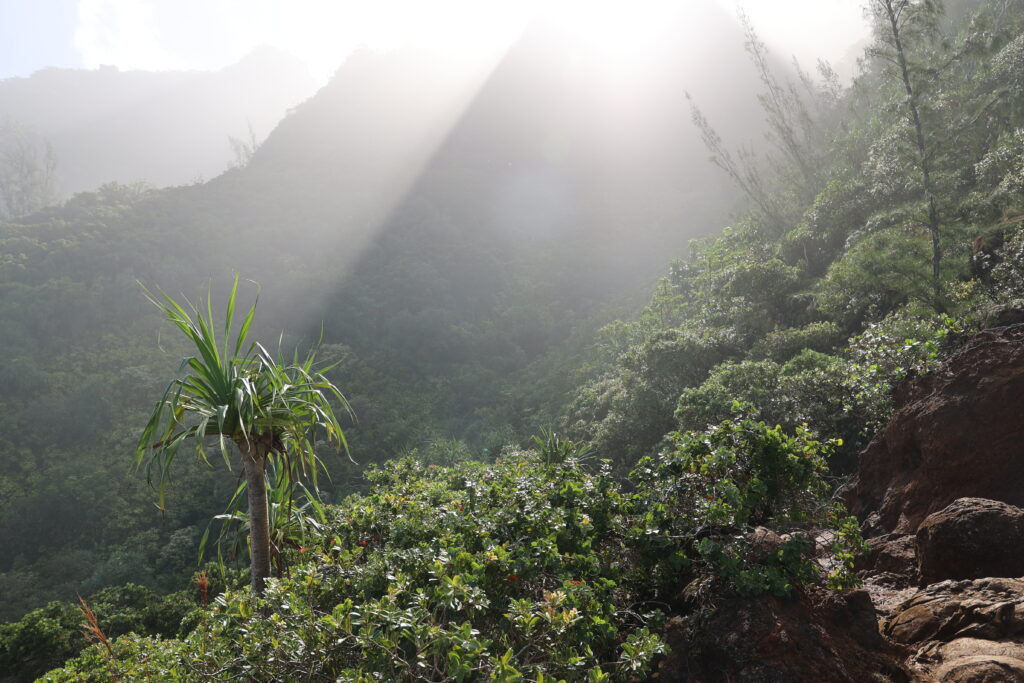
[507,574,520,582]
[358,540,369,547]
[298,547,308,553]
[458,505,463,511]
[569,580,581,585]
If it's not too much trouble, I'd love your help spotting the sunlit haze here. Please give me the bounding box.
[2,0,870,82]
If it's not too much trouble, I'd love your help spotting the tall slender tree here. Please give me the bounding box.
[867,0,945,294]
[688,12,837,235]
[137,278,350,595]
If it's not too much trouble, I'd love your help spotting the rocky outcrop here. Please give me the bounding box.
[916,498,1024,585]
[839,326,1024,681]
[660,326,1024,681]
[884,577,1024,680]
[847,325,1024,534]
[658,587,911,682]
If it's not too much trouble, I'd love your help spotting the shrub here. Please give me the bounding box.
[567,328,739,464]
[749,321,844,362]
[673,352,867,468]
[50,453,663,681]
[842,308,962,433]
[631,417,864,597]
[43,429,861,681]
[0,583,196,683]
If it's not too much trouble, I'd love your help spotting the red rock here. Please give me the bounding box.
[846,325,1024,535]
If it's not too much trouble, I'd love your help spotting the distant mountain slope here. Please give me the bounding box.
[239,2,770,301]
[0,46,318,196]
[0,3,801,619]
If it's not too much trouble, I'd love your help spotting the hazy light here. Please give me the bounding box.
[715,0,868,71]
[61,0,869,84]
[539,0,684,79]
[71,0,540,82]
[75,0,184,71]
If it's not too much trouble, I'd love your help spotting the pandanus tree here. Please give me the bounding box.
[136,278,350,595]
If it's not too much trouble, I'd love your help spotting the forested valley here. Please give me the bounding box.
[2,0,1024,680]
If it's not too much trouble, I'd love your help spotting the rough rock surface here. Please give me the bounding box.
[884,577,1024,680]
[917,498,1024,585]
[857,533,920,619]
[846,325,1024,534]
[838,327,1024,680]
[860,532,918,581]
[657,587,910,682]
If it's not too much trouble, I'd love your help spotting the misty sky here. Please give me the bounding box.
[2,0,869,83]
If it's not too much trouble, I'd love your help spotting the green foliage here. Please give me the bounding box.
[974,128,1024,212]
[814,225,959,325]
[200,462,330,577]
[9,5,1024,675]
[533,428,593,466]
[45,423,859,680]
[673,353,857,455]
[137,278,351,594]
[567,327,738,464]
[842,309,962,431]
[0,167,636,617]
[673,308,961,467]
[38,632,188,683]
[415,437,477,467]
[0,584,197,682]
[986,225,1024,297]
[0,117,58,220]
[46,452,659,681]
[631,418,864,598]
[748,321,844,362]
[584,0,1024,480]
[137,277,351,500]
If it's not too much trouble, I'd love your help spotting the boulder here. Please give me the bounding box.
[657,586,909,682]
[859,532,917,579]
[917,498,1024,585]
[846,325,1024,534]
[929,639,1024,682]
[885,577,1024,645]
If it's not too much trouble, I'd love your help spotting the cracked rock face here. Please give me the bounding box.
[885,577,1024,681]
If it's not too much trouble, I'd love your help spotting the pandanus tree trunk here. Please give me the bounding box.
[239,440,272,595]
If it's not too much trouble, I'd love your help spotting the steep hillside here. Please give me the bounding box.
[0,6,763,621]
